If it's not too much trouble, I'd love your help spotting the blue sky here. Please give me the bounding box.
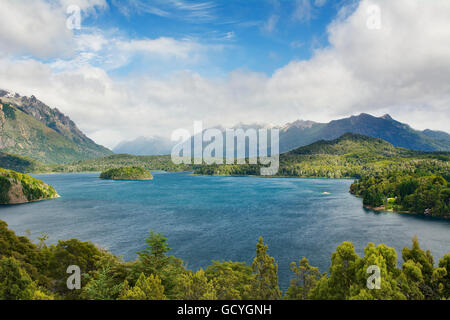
[81,0,353,77]
[1,0,449,147]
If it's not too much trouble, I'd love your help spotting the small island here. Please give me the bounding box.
[99,166,153,180]
[0,168,59,204]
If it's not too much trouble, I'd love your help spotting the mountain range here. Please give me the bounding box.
[279,113,450,153]
[0,90,112,163]
[115,113,450,156]
[114,136,174,156]
[0,90,449,165]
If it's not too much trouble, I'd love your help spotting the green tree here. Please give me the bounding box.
[205,261,253,300]
[398,259,425,300]
[349,243,405,300]
[135,232,171,275]
[82,251,130,300]
[175,269,217,300]
[82,266,123,300]
[119,273,167,300]
[285,257,321,300]
[132,231,186,299]
[250,237,281,300]
[401,236,436,298]
[31,289,54,300]
[437,254,450,298]
[0,257,35,300]
[45,238,103,298]
[0,220,50,288]
[310,242,360,299]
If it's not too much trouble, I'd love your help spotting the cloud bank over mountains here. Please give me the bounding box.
[0,0,449,149]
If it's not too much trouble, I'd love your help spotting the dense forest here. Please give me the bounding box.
[194,134,450,179]
[52,154,195,173]
[0,219,448,300]
[0,153,195,174]
[350,173,450,218]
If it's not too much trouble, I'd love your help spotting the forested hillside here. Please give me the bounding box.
[50,154,194,173]
[0,91,112,164]
[194,133,450,179]
[0,220,448,300]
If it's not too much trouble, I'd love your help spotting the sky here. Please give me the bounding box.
[0,0,449,149]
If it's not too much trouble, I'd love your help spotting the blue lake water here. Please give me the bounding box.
[1,172,449,290]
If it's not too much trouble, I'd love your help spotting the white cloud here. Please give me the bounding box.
[112,0,217,22]
[117,37,203,60]
[45,30,215,73]
[0,0,107,59]
[0,0,449,149]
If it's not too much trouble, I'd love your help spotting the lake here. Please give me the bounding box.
[1,172,449,290]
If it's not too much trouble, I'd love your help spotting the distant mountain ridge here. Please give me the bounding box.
[113,123,273,156]
[279,113,450,153]
[115,113,450,156]
[114,136,174,156]
[422,129,450,142]
[0,90,112,164]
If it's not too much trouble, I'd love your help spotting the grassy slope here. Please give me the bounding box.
[1,95,113,158]
[0,103,110,164]
[0,151,45,173]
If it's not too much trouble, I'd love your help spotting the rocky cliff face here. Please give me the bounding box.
[0,90,112,163]
[0,90,109,149]
[0,168,59,204]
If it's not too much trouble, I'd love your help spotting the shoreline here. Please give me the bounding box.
[19,171,450,219]
[191,173,356,180]
[99,177,154,181]
[1,193,60,206]
[354,195,449,219]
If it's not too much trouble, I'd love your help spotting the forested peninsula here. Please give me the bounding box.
[0,168,58,204]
